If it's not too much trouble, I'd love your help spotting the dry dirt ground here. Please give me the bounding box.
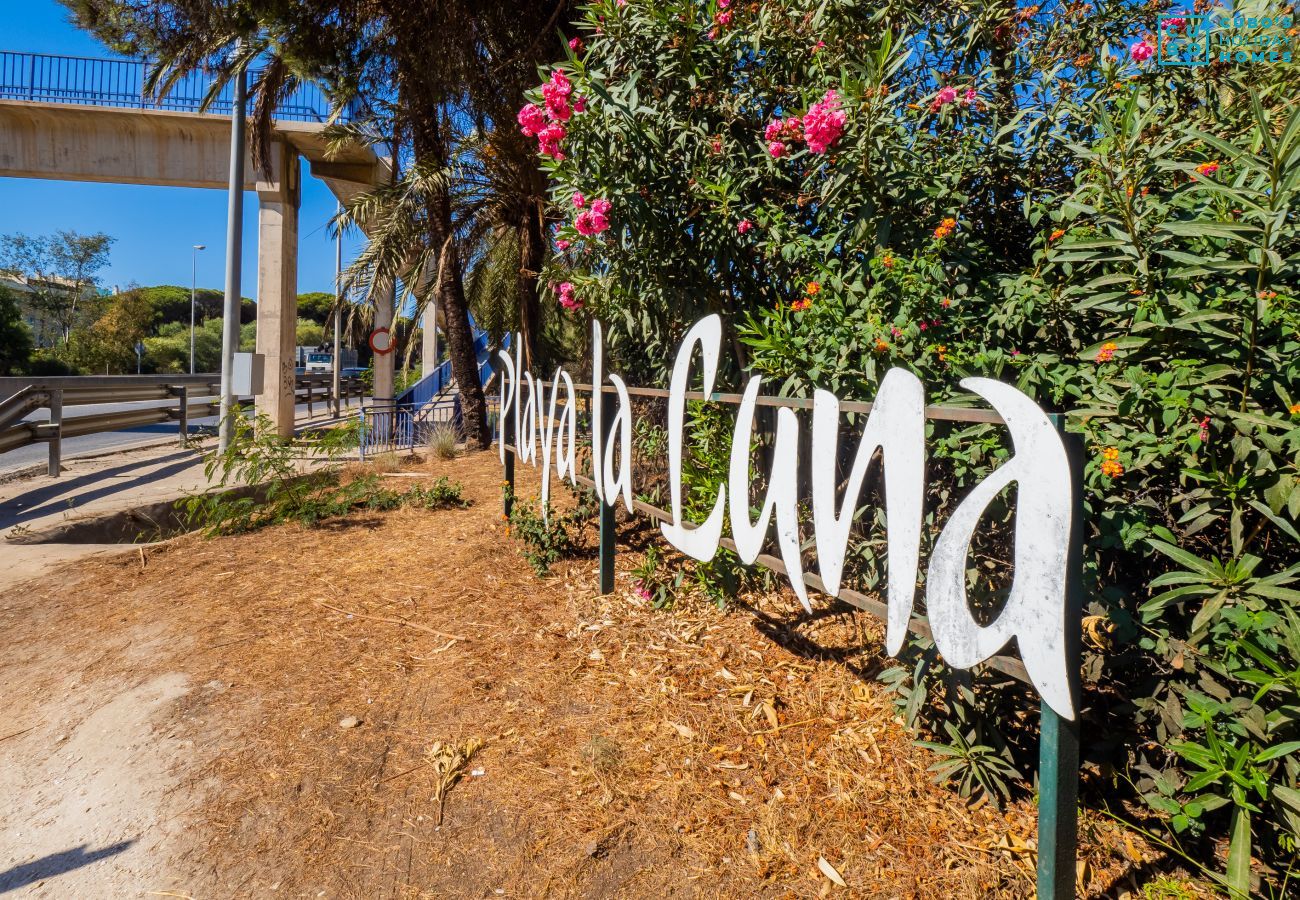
[0,451,1200,899]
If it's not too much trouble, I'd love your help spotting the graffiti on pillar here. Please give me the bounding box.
[497,314,1076,720]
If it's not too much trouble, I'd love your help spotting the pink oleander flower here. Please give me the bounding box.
[802,89,846,154]
[575,199,611,237]
[556,281,582,310]
[765,116,803,146]
[768,140,787,158]
[569,36,584,51]
[963,87,978,105]
[546,96,571,122]
[716,9,733,26]
[542,69,573,121]
[555,238,571,251]
[812,40,826,53]
[573,95,587,113]
[1130,38,1155,62]
[537,122,567,160]
[737,218,753,234]
[932,86,959,110]
[517,104,546,137]
[544,69,572,99]
[1162,16,1185,30]
[572,192,586,209]
[710,137,723,154]
[719,0,731,6]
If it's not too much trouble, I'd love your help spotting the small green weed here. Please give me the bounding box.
[180,412,467,536]
[629,544,681,609]
[504,482,595,576]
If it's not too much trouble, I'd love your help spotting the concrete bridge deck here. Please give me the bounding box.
[0,50,395,438]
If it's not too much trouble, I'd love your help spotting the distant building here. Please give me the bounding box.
[0,272,100,348]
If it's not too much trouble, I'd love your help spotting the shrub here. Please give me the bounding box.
[505,482,598,575]
[180,413,467,535]
[524,0,1300,890]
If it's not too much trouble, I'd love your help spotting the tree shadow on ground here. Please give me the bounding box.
[0,840,135,894]
[0,451,200,531]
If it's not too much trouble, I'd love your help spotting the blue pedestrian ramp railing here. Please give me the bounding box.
[357,394,500,458]
[394,319,508,415]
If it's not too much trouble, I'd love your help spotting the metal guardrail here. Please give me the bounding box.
[0,50,355,123]
[0,373,366,476]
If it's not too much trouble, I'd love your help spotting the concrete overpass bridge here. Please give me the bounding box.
[0,50,393,436]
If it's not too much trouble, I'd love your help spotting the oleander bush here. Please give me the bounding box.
[520,0,1300,892]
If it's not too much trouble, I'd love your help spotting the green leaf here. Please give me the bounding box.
[1254,740,1300,763]
[1247,584,1300,603]
[1191,592,1229,635]
[1148,540,1218,578]
[1160,220,1262,243]
[1225,806,1252,900]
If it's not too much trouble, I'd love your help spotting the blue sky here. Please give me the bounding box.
[1,0,364,296]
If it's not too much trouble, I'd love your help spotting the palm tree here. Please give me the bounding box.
[65,0,573,450]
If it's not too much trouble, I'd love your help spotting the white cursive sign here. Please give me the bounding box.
[498,315,1076,719]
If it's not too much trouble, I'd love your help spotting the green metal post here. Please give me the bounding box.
[598,390,615,594]
[1038,414,1085,900]
[503,404,515,520]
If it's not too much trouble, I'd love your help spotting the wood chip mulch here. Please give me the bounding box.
[0,450,1209,899]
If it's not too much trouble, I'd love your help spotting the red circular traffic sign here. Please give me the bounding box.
[369,327,394,355]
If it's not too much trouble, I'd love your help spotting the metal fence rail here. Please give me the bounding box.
[358,395,503,458]
[0,373,366,475]
[0,50,353,123]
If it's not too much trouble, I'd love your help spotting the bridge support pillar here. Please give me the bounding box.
[421,301,438,379]
[254,143,301,439]
[372,280,396,405]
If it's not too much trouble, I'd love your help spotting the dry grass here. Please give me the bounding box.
[0,451,1209,899]
[368,450,405,473]
[426,421,461,460]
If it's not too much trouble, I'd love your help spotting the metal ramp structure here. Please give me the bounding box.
[358,318,506,457]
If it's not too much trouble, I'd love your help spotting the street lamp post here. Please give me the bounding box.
[218,57,247,454]
[189,244,206,374]
[332,203,343,419]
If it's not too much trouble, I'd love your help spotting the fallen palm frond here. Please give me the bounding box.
[427,737,484,825]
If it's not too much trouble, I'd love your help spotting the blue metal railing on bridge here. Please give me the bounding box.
[395,318,508,413]
[361,318,507,457]
[0,50,351,123]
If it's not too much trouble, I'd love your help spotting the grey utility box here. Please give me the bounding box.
[231,352,265,396]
